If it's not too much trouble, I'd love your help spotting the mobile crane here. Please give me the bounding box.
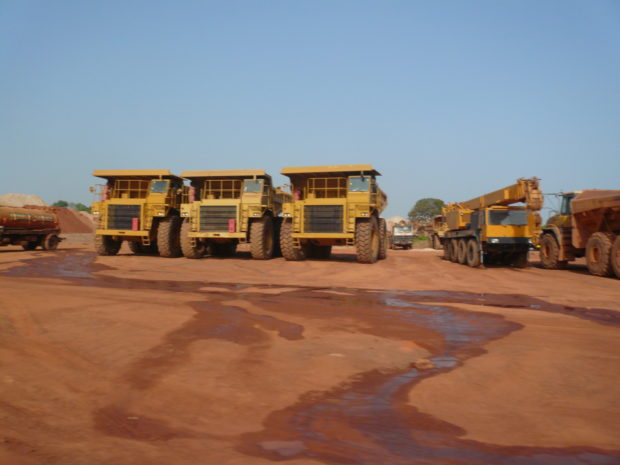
[443,178,543,267]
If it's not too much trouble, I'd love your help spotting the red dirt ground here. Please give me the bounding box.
[0,242,618,465]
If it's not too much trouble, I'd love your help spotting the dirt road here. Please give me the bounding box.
[1,240,619,465]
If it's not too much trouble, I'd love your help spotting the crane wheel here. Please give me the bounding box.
[280,220,306,261]
[356,217,380,264]
[610,236,620,279]
[180,219,206,259]
[539,233,567,270]
[378,218,388,260]
[157,216,182,258]
[449,239,459,263]
[466,239,481,267]
[94,234,121,256]
[250,216,274,260]
[457,239,467,264]
[586,232,615,276]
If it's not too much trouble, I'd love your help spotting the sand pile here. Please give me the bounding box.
[0,193,46,207]
[53,207,95,233]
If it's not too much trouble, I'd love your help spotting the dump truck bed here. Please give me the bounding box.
[571,190,620,214]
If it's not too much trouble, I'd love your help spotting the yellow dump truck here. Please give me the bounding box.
[91,170,185,257]
[179,170,290,259]
[443,178,543,267]
[540,190,620,278]
[428,214,447,250]
[280,164,388,263]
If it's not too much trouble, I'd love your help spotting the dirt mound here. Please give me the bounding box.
[0,193,46,207]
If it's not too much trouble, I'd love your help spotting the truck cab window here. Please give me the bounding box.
[560,194,575,215]
[150,180,169,194]
[243,180,263,193]
[349,176,369,192]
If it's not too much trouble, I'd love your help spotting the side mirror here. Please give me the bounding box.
[89,186,95,193]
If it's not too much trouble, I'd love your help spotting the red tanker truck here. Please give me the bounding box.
[0,206,62,250]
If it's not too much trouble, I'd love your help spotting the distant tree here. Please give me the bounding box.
[74,203,92,213]
[408,198,445,222]
[51,200,91,213]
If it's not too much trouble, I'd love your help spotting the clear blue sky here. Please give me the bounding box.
[1,0,619,218]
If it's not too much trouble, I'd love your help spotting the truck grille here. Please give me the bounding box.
[200,206,237,232]
[107,205,141,230]
[304,205,343,233]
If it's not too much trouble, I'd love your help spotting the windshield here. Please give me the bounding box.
[560,194,575,215]
[394,226,413,233]
[488,210,528,226]
[243,179,263,193]
[348,176,370,192]
[150,180,169,193]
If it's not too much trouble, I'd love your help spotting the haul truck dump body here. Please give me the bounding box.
[443,178,543,267]
[280,164,388,263]
[540,189,620,278]
[179,170,289,260]
[91,170,185,257]
[0,206,61,250]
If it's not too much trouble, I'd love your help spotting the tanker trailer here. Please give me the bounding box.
[0,206,62,250]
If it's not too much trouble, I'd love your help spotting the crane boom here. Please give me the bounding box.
[458,178,543,211]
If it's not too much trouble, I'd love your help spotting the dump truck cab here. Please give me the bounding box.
[179,170,288,259]
[91,170,185,257]
[280,164,388,263]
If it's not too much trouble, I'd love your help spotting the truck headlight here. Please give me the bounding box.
[490,238,499,243]
[252,212,260,217]
[93,211,100,216]
[158,212,165,216]
[182,212,189,217]
[283,213,291,217]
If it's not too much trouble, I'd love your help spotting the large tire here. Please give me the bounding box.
[449,239,459,263]
[94,235,121,256]
[586,232,615,277]
[457,239,467,264]
[539,233,567,269]
[378,218,388,260]
[432,235,440,250]
[157,216,182,258]
[280,220,306,261]
[356,217,379,264]
[466,238,481,267]
[250,216,274,260]
[180,220,205,259]
[610,236,620,279]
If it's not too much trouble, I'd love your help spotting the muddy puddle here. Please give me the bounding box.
[2,250,619,464]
